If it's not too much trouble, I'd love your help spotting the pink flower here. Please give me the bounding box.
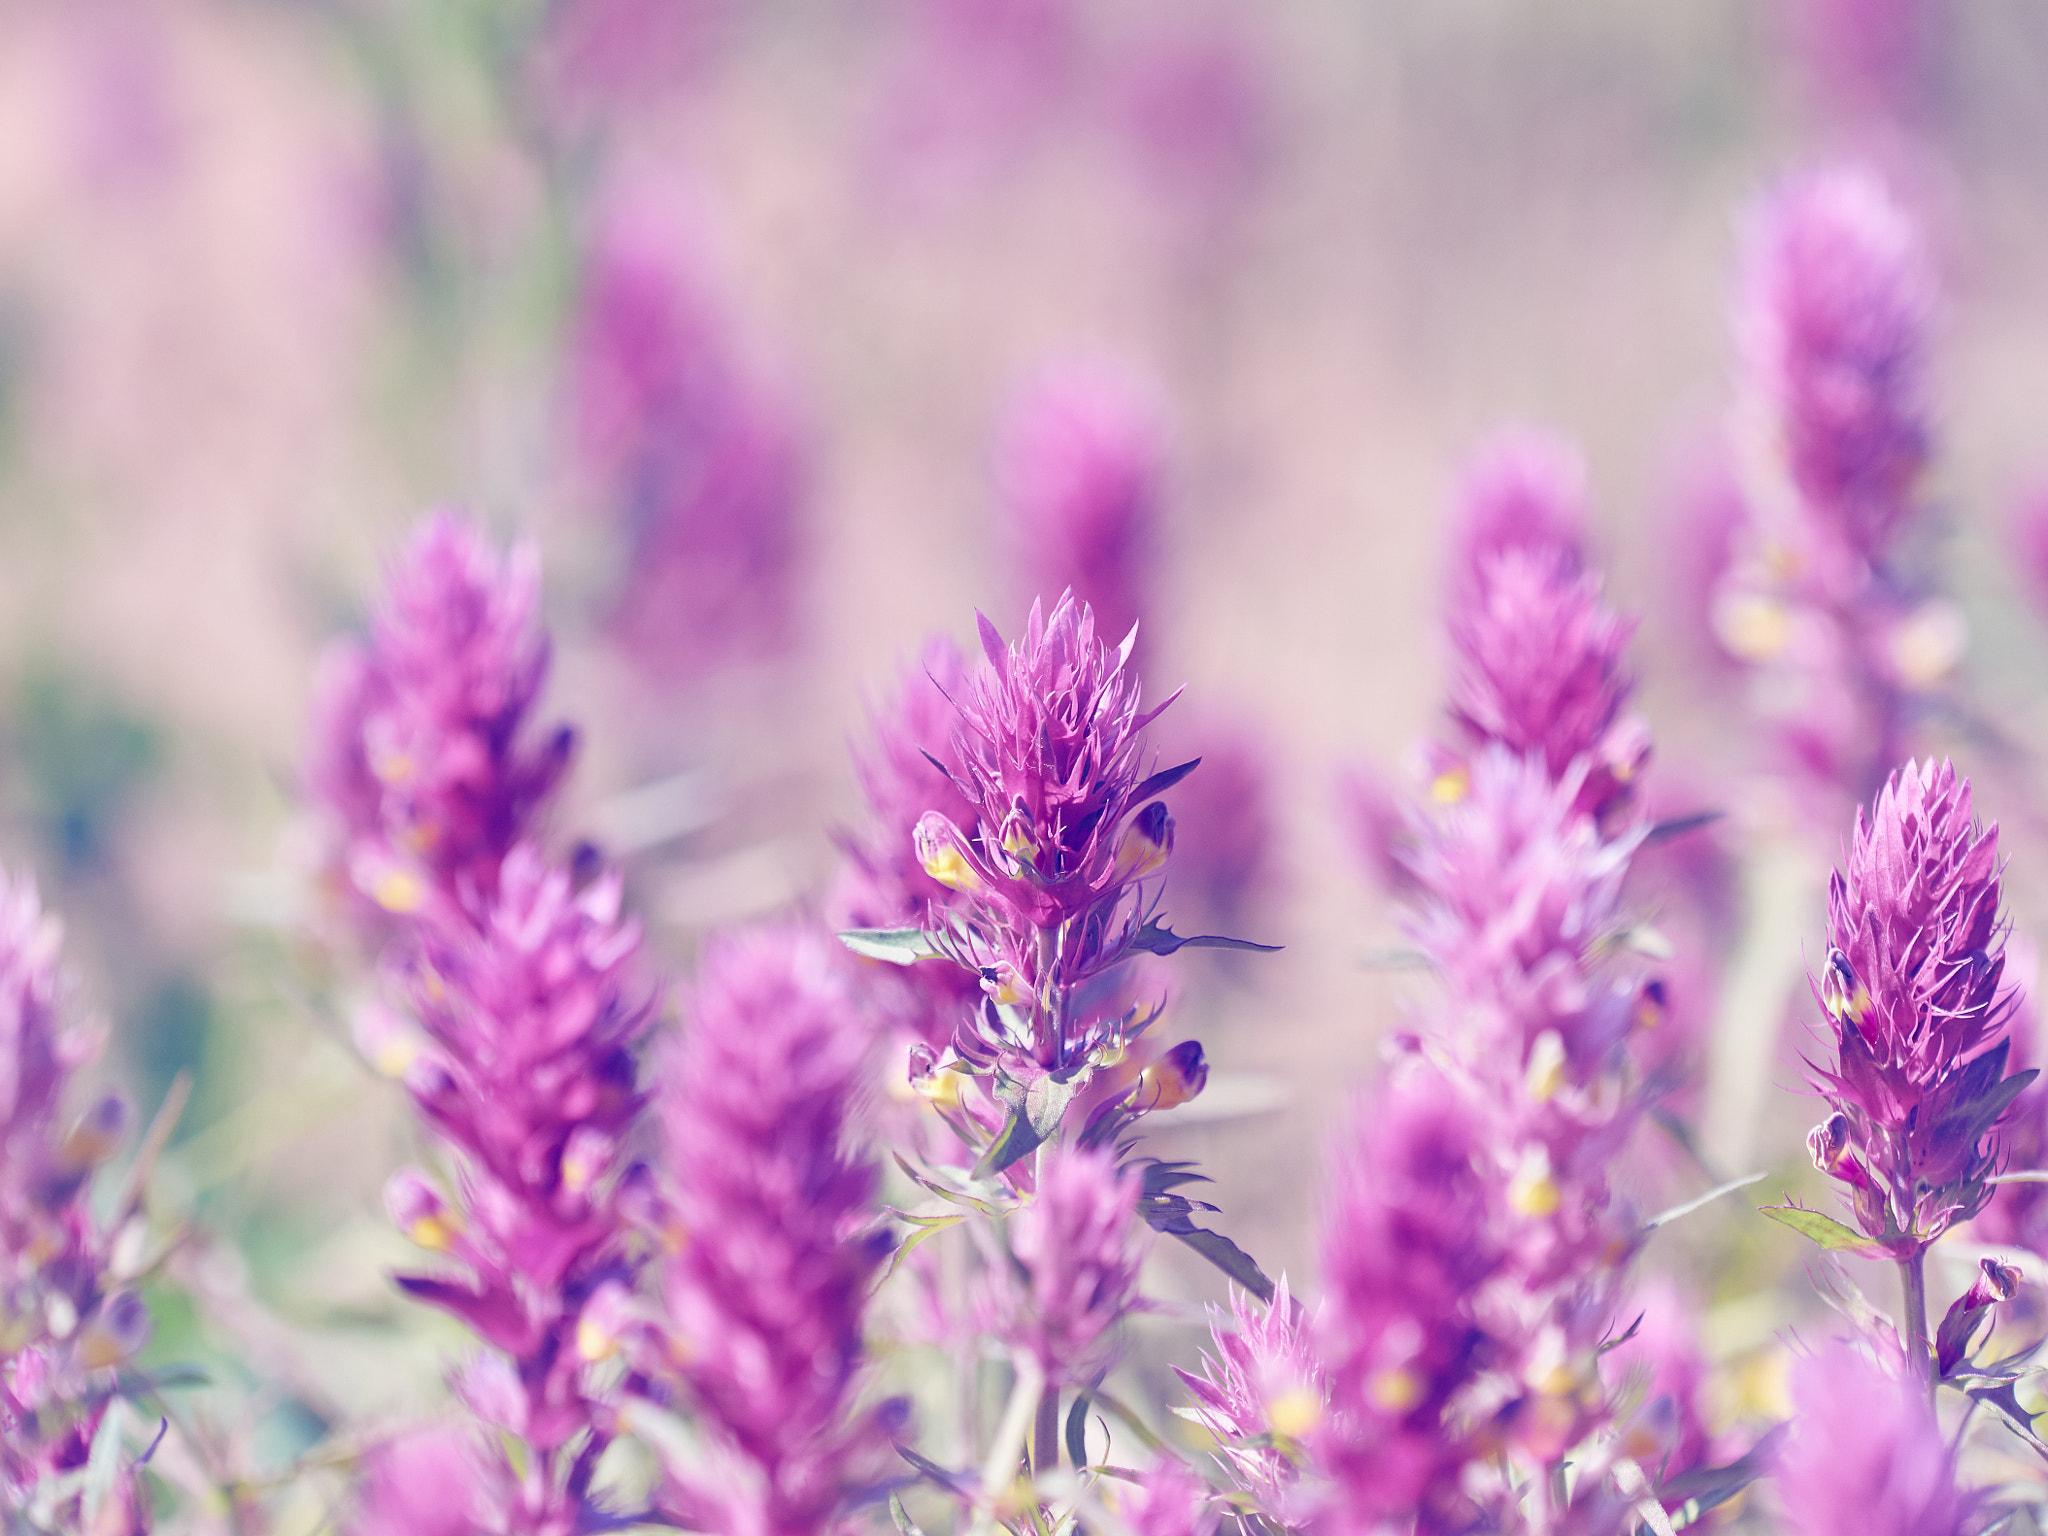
[1175,1277,1322,1504]
[1774,1337,1966,1535]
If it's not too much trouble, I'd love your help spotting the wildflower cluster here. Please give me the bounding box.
[1709,165,1957,806]
[0,870,155,1529]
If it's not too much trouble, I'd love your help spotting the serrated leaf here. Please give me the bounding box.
[1129,918,1282,958]
[1166,1224,1275,1302]
[838,927,943,965]
[1758,1204,1883,1255]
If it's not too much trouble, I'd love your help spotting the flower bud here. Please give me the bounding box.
[1113,801,1175,884]
[1137,1039,1207,1111]
[386,1168,463,1253]
[76,1292,151,1370]
[914,812,983,893]
[59,1093,129,1169]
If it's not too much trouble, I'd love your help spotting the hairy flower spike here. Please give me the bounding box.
[980,1143,1148,1384]
[1175,1277,1324,1503]
[995,359,1163,645]
[1775,1338,1969,1536]
[1738,164,1932,577]
[1443,430,1646,809]
[657,929,888,1536]
[305,514,573,928]
[1806,759,2030,1256]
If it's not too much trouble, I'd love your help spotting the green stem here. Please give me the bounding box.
[1032,1386,1061,1473]
[1900,1251,1933,1397]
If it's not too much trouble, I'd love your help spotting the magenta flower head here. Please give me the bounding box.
[912,595,1190,1066]
[0,868,155,1517]
[386,843,649,1524]
[1174,1277,1323,1504]
[1737,164,1933,580]
[1443,430,1646,805]
[657,928,889,1536]
[995,359,1164,645]
[305,514,573,927]
[832,637,986,1048]
[567,191,805,681]
[1311,1066,1498,1533]
[1804,759,2030,1257]
[1774,1337,1966,1536]
[1110,1460,1219,1536]
[347,1425,489,1536]
[980,1143,1148,1384]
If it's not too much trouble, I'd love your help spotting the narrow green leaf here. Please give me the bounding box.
[82,1398,124,1525]
[972,1107,1045,1179]
[838,927,942,965]
[1169,1226,1276,1302]
[889,1494,928,1536]
[1643,1172,1767,1231]
[1065,1393,1091,1469]
[1129,919,1282,958]
[876,1214,965,1289]
[1758,1204,1883,1255]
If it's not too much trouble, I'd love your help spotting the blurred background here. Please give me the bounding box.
[6,0,2048,1497]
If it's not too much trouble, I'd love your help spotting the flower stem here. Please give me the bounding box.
[1032,1386,1061,1472]
[1899,1252,1933,1395]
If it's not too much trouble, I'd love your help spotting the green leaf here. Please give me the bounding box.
[1643,1172,1767,1231]
[1065,1392,1092,1469]
[1128,918,1282,958]
[82,1398,125,1525]
[1660,1426,1786,1530]
[889,1494,928,1536]
[891,1153,1003,1215]
[1758,1204,1883,1255]
[838,927,943,965]
[972,1107,1046,1180]
[1168,1225,1276,1302]
[877,1213,966,1288]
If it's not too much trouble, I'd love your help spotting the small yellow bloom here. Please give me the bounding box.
[576,1316,617,1363]
[1509,1148,1560,1218]
[1713,591,1792,662]
[1268,1385,1325,1436]
[1524,1031,1567,1104]
[1430,766,1470,805]
[408,1212,462,1253]
[373,869,425,915]
[1366,1370,1419,1413]
[921,843,982,894]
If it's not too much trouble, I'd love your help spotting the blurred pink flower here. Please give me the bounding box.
[567,193,806,682]
[1108,17,1273,227]
[995,358,1165,646]
[1775,1336,1966,1535]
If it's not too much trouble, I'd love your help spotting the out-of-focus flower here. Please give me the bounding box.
[1736,165,1933,582]
[655,929,889,1536]
[1175,1277,1322,1504]
[1712,162,1943,807]
[1774,1337,1967,1535]
[2007,483,2048,622]
[1108,18,1272,230]
[1804,760,2029,1258]
[866,0,1081,205]
[1781,0,1938,129]
[980,1143,1147,1384]
[1972,938,2048,1252]
[1604,1277,1717,1482]
[917,595,1191,1080]
[566,192,805,683]
[1441,429,1648,821]
[304,515,573,930]
[995,360,1164,646]
[832,637,986,1049]
[0,867,154,1522]
[1311,1068,1497,1533]
[1110,1459,1219,1536]
[386,845,650,1528]
[348,1425,488,1536]
[1155,717,1277,932]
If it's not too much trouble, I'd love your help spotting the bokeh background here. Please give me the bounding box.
[6,0,2048,1502]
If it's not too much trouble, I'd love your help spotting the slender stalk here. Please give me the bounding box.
[1899,1252,1933,1396]
[1032,1386,1061,1473]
